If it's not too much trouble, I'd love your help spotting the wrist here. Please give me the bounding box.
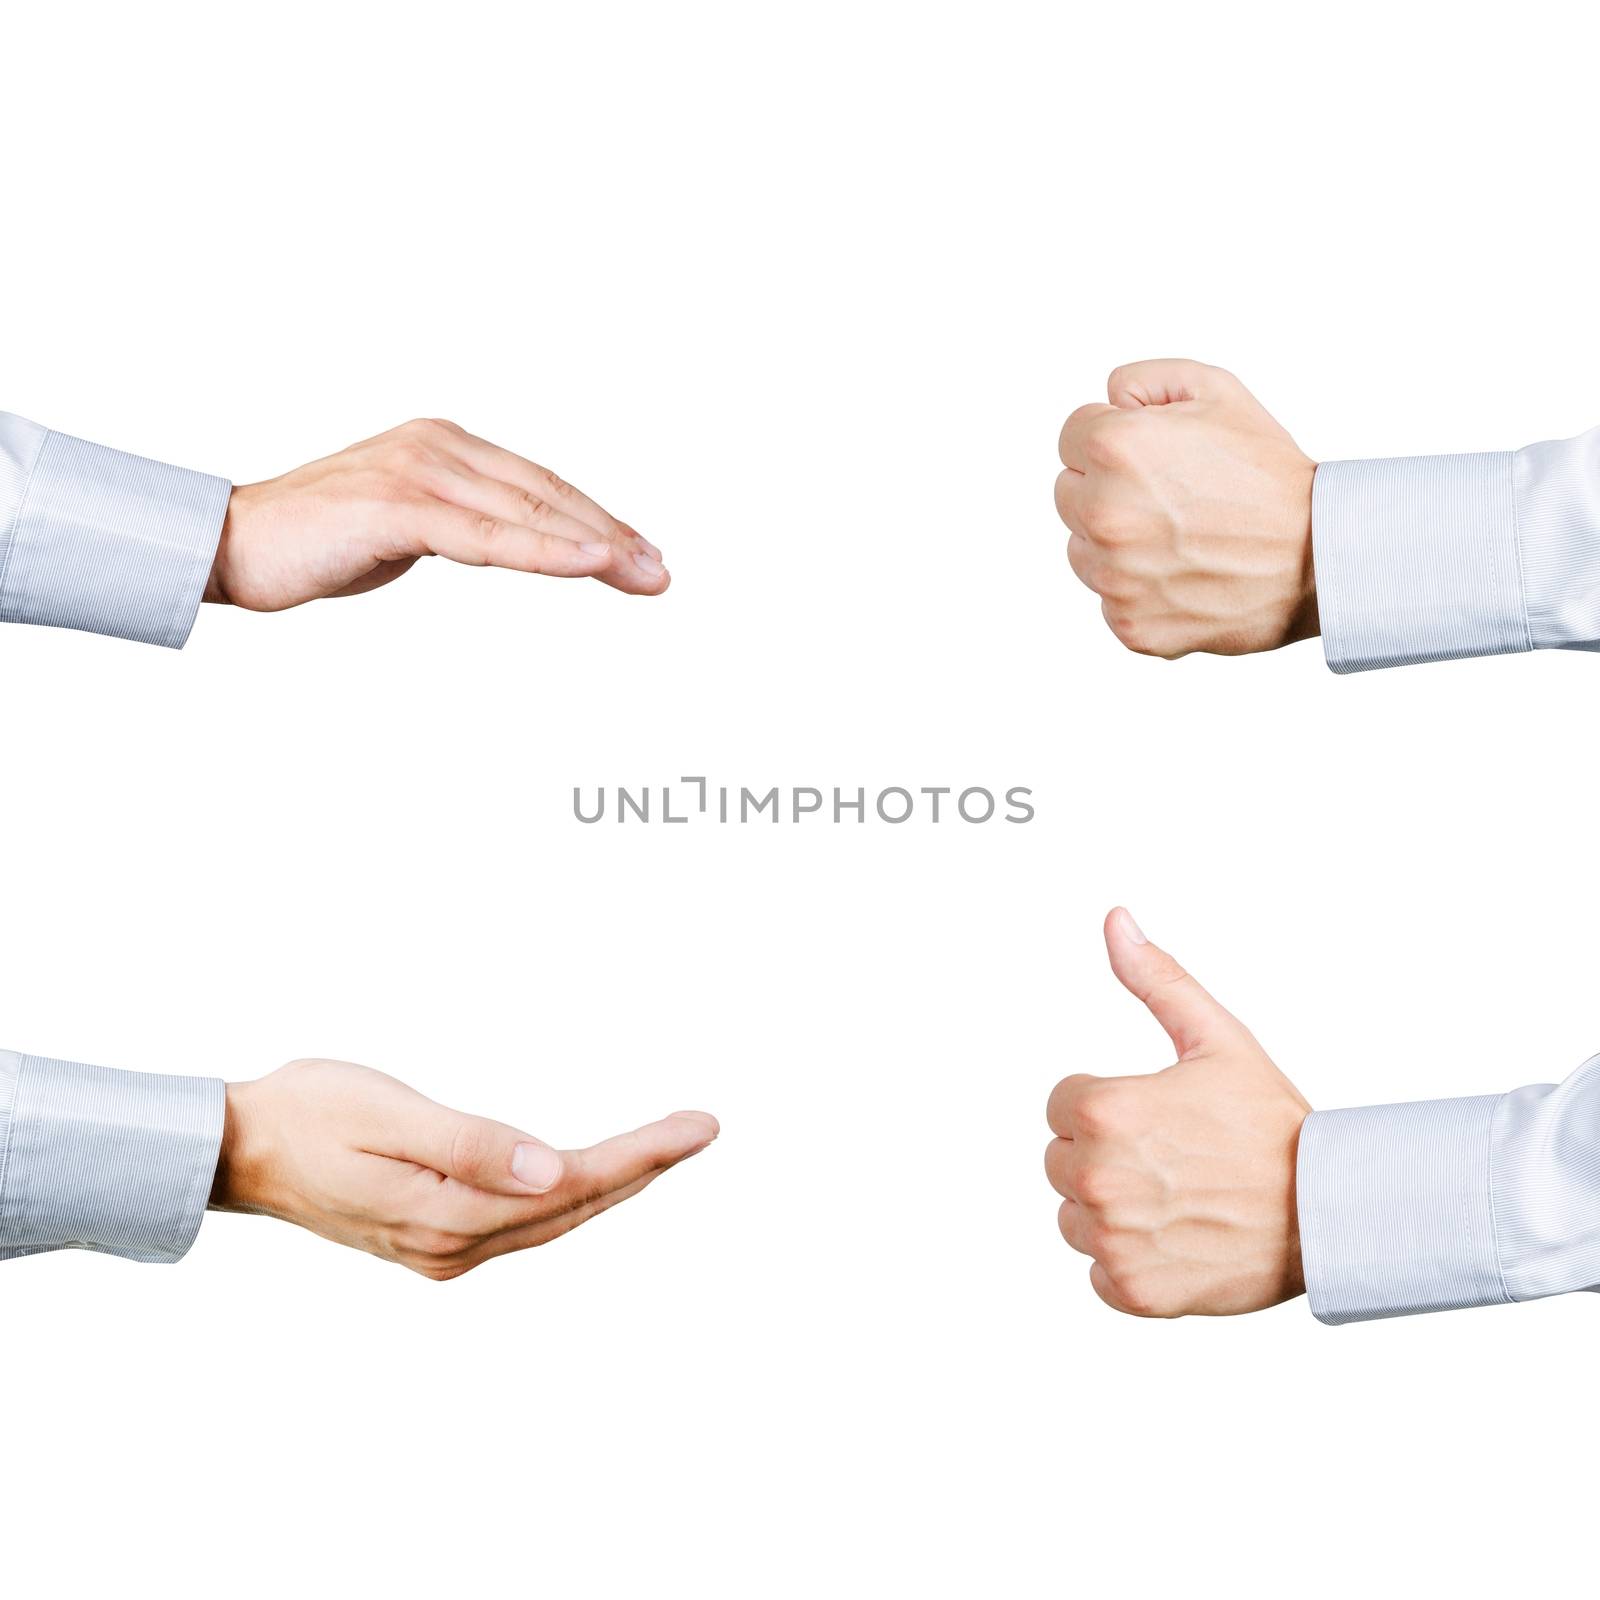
[208,1078,274,1212]
[1281,456,1319,646]
[203,490,240,606]
[1282,1205,1306,1303]
[1281,1103,1308,1301]
[203,483,267,607]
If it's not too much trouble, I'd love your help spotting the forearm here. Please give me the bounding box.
[0,411,230,648]
[0,1048,224,1262]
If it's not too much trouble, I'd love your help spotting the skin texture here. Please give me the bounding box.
[204,417,669,610]
[209,1059,718,1280]
[1055,359,1317,658]
[1045,909,1311,1317]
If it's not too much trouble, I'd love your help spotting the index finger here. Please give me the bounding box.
[460,1167,670,1267]
[1046,1073,1102,1138]
[428,423,629,541]
[455,432,669,595]
[1057,403,1118,472]
[431,1110,720,1235]
[554,1111,721,1211]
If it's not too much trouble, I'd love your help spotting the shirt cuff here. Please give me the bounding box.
[0,1050,224,1263]
[0,412,230,648]
[1296,1095,1510,1324]
[1312,452,1529,673]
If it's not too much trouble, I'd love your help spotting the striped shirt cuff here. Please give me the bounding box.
[1297,1095,1509,1324]
[0,1050,224,1263]
[1313,452,1529,673]
[0,411,230,648]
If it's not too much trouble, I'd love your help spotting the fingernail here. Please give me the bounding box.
[637,536,663,561]
[512,1141,563,1191]
[1117,908,1147,945]
[633,551,666,578]
[580,541,612,558]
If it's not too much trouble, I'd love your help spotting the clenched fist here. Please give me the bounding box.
[206,417,669,611]
[1055,360,1317,658]
[210,1058,718,1279]
[1045,909,1311,1317]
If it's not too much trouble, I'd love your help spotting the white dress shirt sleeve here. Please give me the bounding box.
[0,410,230,648]
[1313,427,1600,673]
[0,1050,224,1263]
[1298,1052,1600,1323]
[0,412,230,1263]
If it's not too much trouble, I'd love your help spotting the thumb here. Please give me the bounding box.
[393,1098,567,1197]
[1103,907,1236,1058]
[1106,358,1242,410]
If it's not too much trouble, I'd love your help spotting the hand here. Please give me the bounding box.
[209,1058,718,1279]
[1054,359,1317,658]
[205,418,669,611]
[1044,909,1310,1317]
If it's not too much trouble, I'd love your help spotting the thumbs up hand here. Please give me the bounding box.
[1054,360,1317,659]
[1045,909,1311,1317]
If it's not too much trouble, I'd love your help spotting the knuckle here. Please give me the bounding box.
[1083,504,1134,546]
[1096,1266,1131,1307]
[1093,1230,1137,1277]
[389,418,464,467]
[1080,1219,1115,1261]
[1065,544,1097,591]
[516,490,551,525]
[383,431,446,477]
[1047,1073,1093,1131]
[1111,1276,1161,1318]
[540,468,577,503]
[1091,1262,1139,1315]
[448,1119,493,1179]
[387,436,428,468]
[1130,631,1180,660]
[1043,1138,1072,1194]
[1073,1083,1132,1139]
[407,1225,471,1260]
[1103,607,1154,655]
[1149,968,1194,1004]
[1071,1162,1115,1209]
[380,457,428,496]
[412,1259,472,1283]
[1073,1097,1111,1138]
[362,464,418,503]
[395,418,440,447]
[1084,420,1132,469]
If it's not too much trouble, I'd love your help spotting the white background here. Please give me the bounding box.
[2,1,1594,1592]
